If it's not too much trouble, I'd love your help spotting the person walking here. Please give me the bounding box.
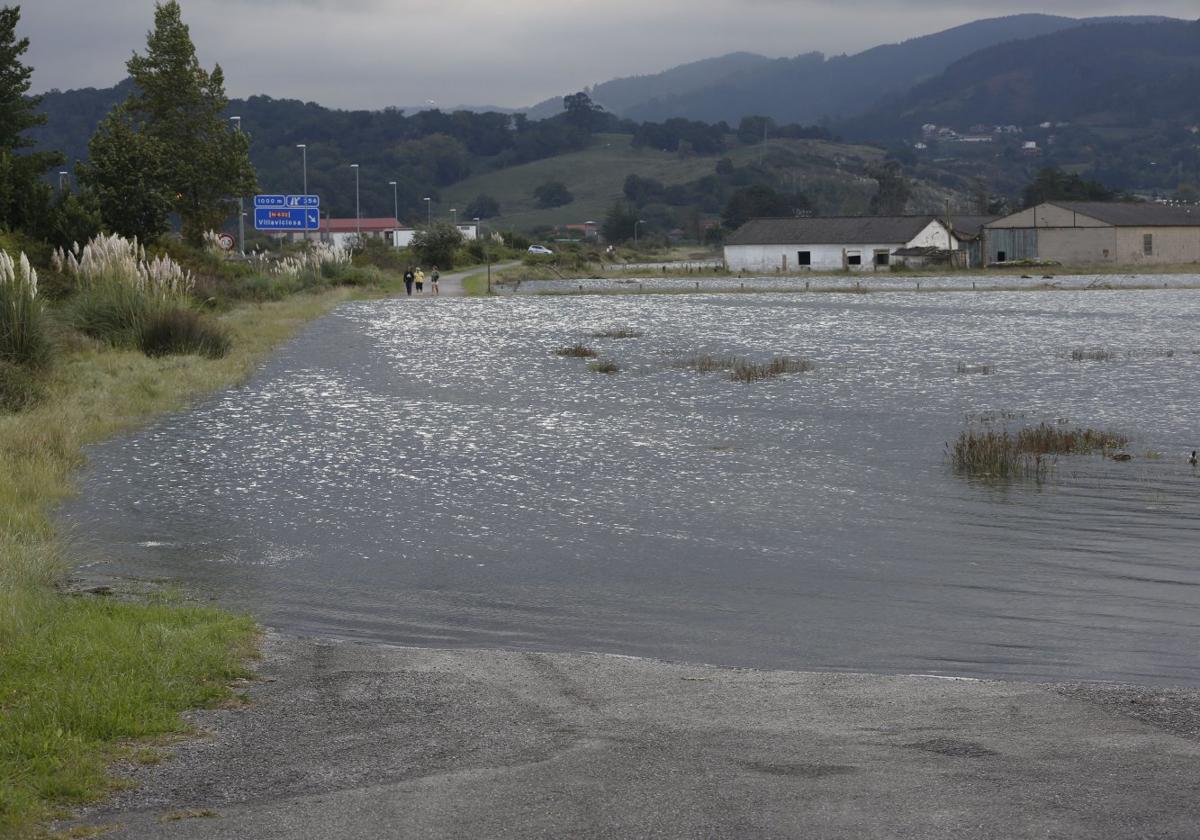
[403,266,415,297]
[415,267,426,294]
[430,265,440,296]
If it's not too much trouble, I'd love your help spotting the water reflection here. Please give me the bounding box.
[61,288,1200,684]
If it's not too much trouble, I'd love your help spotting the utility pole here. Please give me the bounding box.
[351,164,361,240]
[230,116,246,254]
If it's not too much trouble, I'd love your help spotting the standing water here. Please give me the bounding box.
[61,288,1200,684]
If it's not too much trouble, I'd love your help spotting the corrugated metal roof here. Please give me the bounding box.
[726,216,943,246]
[1029,202,1200,227]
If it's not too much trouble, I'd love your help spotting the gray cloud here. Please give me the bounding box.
[20,1,1198,109]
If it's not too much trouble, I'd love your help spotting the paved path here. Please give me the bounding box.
[67,634,1200,839]
[399,262,521,298]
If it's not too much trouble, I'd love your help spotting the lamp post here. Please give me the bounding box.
[351,164,361,240]
[57,170,69,194]
[450,208,457,226]
[424,196,432,227]
[634,219,646,247]
[230,116,245,254]
[296,144,308,241]
[475,216,490,295]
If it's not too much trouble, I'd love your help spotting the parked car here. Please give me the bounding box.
[527,245,553,255]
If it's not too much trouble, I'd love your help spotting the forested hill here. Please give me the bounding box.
[614,14,1164,125]
[844,18,1200,138]
[525,52,772,121]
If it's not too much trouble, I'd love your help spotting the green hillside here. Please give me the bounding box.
[439,134,904,231]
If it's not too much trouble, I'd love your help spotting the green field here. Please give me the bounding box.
[439,134,897,233]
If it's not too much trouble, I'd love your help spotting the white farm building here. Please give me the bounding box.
[724,216,959,272]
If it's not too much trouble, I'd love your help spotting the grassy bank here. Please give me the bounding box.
[0,287,358,837]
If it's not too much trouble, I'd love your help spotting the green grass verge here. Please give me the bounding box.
[0,287,358,837]
[461,272,491,296]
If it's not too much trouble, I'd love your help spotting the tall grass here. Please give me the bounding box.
[0,250,50,370]
[592,327,643,339]
[950,422,1129,479]
[1071,348,1116,362]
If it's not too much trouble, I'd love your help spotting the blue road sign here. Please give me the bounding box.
[285,195,320,208]
[254,207,321,231]
[254,194,286,208]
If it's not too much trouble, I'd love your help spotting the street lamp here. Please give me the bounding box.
[230,116,245,254]
[634,219,646,247]
[296,144,308,241]
[423,196,431,227]
[57,171,69,193]
[351,164,361,240]
[450,208,457,226]
[388,180,398,220]
[475,216,491,295]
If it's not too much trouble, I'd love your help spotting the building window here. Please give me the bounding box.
[874,250,890,266]
[847,252,862,266]
[996,251,1007,263]
[798,251,811,266]
[1143,233,1153,256]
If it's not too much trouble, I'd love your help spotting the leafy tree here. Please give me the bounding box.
[0,5,63,231]
[533,180,573,209]
[1021,167,1114,207]
[37,190,102,251]
[79,105,173,243]
[737,116,775,145]
[715,158,735,177]
[563,91,605,132]
[393,134,470,186]
[601,201,640,243]
[465,193,500,219]
[122,1,256,243]
[410,221,463,268]
[623,174,664,206]
[721,184,808,230]
[867,161,911,215]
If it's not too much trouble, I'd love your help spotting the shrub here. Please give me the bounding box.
[138,308,231,359]
[729,356,815,383]
[67,279,157,348]
[556,343,597,358]
[0,250,51,368]
[1071,348,1116,362]
[0,359,43,413]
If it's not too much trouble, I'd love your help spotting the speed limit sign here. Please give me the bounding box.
[217,233,235,252]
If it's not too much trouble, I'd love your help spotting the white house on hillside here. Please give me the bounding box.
[724,216,958,272]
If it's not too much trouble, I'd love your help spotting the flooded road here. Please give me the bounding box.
[62,288,1200,684]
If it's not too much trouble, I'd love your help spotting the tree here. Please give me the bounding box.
[533,180,573,209]
[410,221,463,268]
[867,161,911,215]
[79,105,173,243]
[563,91,604,132]
[1021,167,1114,207]
[0,5,63,231]
[465,193,500,219]
[601,201,640,243]
[122,1,256,243]
[721,184,808,231]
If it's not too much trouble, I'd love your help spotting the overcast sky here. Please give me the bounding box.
[19,1,1197,110]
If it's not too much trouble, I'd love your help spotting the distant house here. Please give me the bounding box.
[724,216,960,272]
[557,221,599,240]
[316,218,403,249]
[983,202,1200,266]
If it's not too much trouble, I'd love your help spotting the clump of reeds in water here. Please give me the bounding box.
[949,422,1129,479]
[588,359,620,374]
[677,353,737,373]
[729,356,814,383]
[556,343,597,358]
[678,353,814,382]
[956,362,995,375]
[592,327,643,339]
[1071,348,1116,362]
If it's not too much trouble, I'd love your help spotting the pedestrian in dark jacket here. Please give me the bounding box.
[403,267,415,296]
